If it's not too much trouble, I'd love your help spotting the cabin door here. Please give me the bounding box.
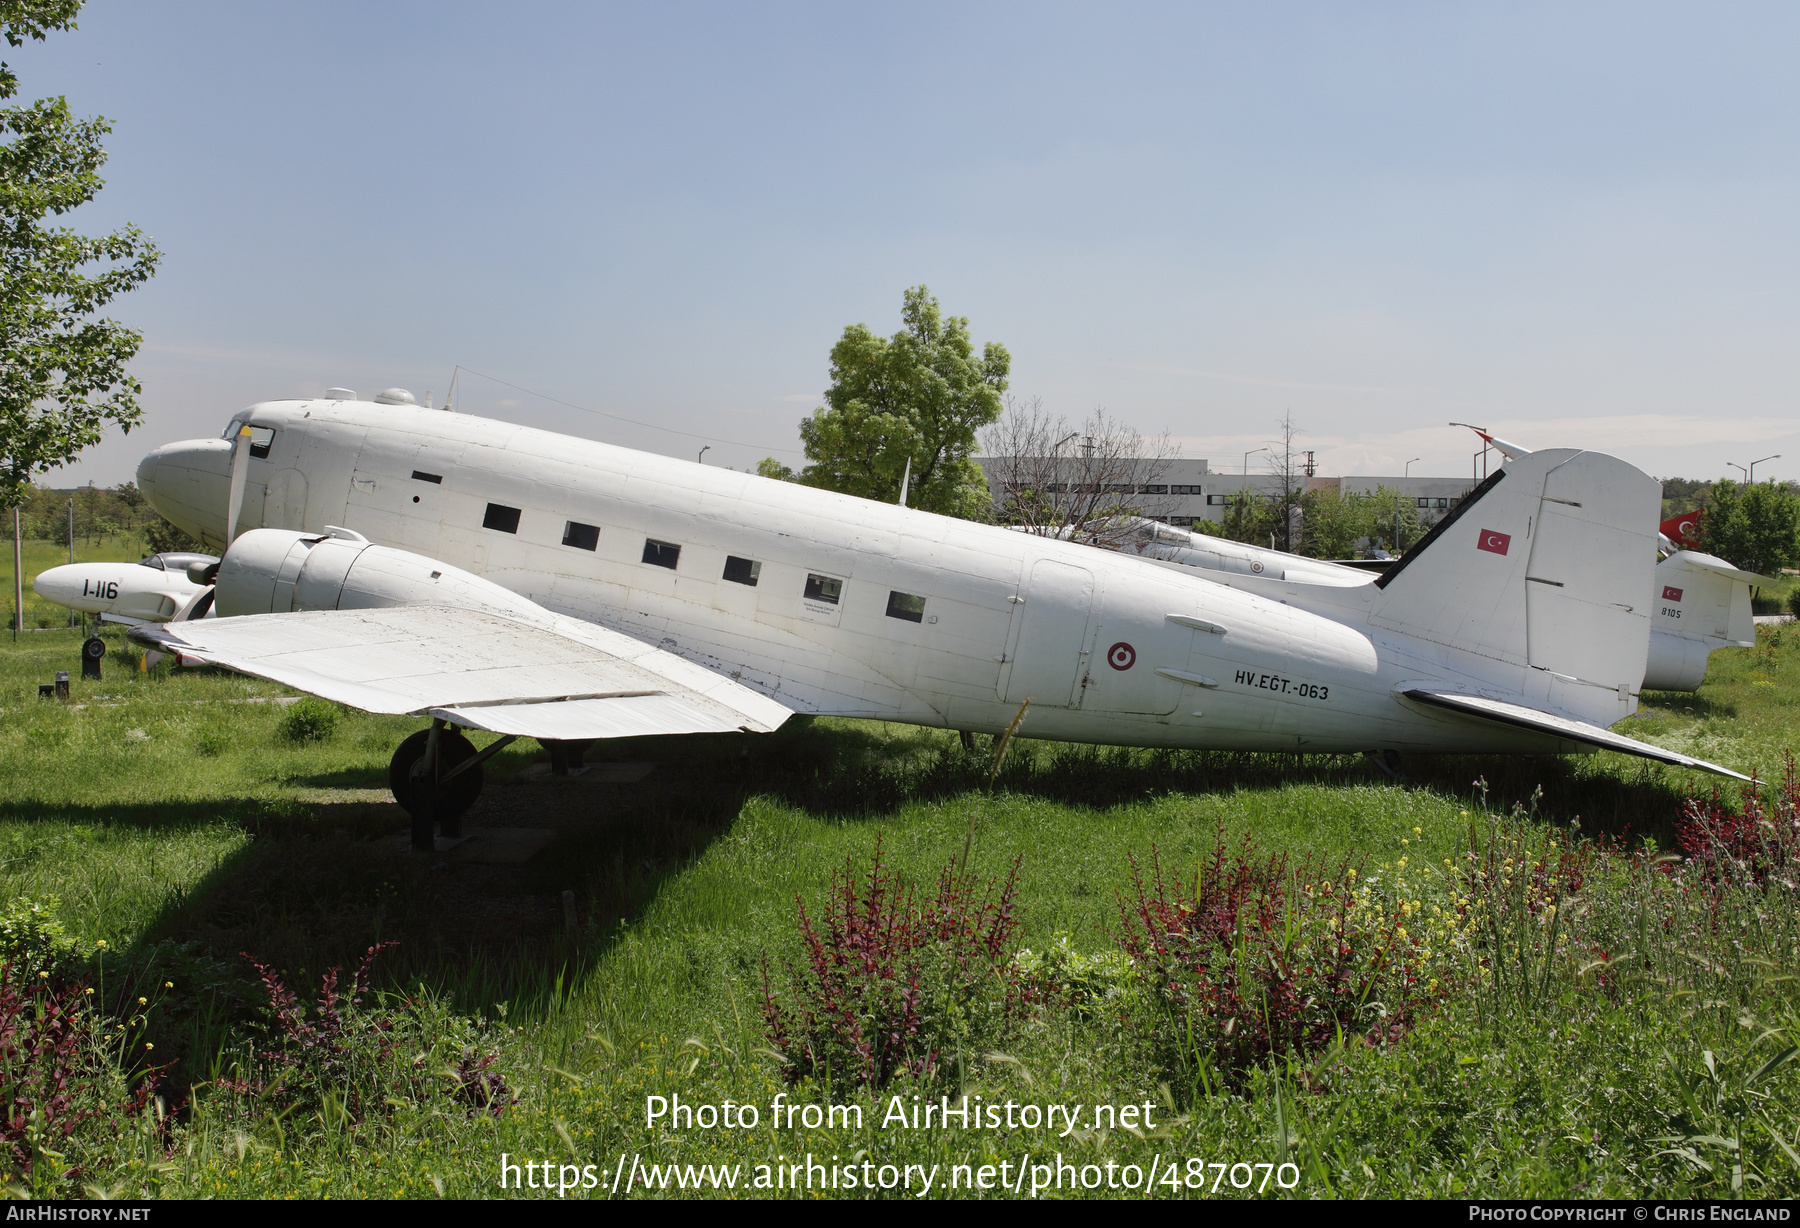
[1002,559,1095,708]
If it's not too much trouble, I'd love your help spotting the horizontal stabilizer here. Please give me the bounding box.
[131,606,792,740]
[1401,688,1751,782]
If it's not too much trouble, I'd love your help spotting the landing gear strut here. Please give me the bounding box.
[390,723,488,851]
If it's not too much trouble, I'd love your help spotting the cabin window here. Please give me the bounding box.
[643,539,681,569]
[885,591,926,623]
[483,503,521,533]
[411,470,443,484]
[722,555,761,586]
[563,521,600,551]
[248,426,275,459]
[804,574,842,605]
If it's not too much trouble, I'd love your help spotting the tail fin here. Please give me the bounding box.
[1372,449,1661,701]
[1643,551,1766,690]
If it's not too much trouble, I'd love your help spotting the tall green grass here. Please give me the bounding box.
[0,623,1795,1196]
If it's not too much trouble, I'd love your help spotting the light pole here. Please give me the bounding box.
[696,446,710,465]
[1242,446,1268,475]
[1750,454,1781,484]
[1397,459,1419,553]
[1728,463,1748,483]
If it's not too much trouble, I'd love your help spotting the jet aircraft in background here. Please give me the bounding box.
[32,551,219,626]
[129,392,1749,851]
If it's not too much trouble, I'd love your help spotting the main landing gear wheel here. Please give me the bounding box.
[389,728,484,848]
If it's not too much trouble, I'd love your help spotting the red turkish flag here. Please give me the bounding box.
[1662,586,1683,602]
[1477,528,1511,555]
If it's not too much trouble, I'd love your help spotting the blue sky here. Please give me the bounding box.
[18,1,1800,486]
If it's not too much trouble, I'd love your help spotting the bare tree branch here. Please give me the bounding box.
[981,396,1181,548]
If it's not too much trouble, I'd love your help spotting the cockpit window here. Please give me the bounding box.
[219,416,275,458]
[139,552,217,573]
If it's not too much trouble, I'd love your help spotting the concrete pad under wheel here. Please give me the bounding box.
[517,761,655,784]
[393,828,557,863]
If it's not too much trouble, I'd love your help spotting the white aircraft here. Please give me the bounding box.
[1103,517,1763,693]
[130,392,1748,851]
[32,551,219,625]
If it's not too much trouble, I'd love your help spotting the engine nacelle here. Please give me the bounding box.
[214,528,551,625]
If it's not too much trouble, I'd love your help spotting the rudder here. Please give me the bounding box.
[1372,449,1661,696]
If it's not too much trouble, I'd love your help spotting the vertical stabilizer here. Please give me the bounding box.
[1372,449,1661,703]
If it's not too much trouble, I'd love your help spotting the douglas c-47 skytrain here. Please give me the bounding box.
[131,388,1753,850]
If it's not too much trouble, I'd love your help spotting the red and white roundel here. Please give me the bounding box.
[1107,642,1136,670]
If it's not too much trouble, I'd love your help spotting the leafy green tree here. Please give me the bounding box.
[1696,479,1800,577]
[1348,485,1422,556]
[755,456,794,481]
[797,286,1009,517]
[1298,486,1366,559]
[1215,488,1275,546]
[0,0,160,512]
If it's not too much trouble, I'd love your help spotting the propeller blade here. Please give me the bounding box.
[225,424,252,545]
[170,587,214,623]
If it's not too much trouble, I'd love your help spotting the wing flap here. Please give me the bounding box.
[1401,688,1750,781]
[131,606,791,738]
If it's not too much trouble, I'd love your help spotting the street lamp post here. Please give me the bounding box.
[1749,454,1781,484]
[1728,463,1748,483]
[1242,446,1268,475]
[1397,459,1420,553]
[696,445,710,465]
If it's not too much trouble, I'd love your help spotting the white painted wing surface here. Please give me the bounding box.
[130,607,792,739]
[1401,689,1750,782]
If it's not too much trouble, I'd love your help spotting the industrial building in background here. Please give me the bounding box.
[975,456,1477,532]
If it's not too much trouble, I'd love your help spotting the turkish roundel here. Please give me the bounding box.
[1662,586,1683,602]
[1476,529,1511,556]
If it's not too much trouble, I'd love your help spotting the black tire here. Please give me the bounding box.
[82,637,105,662]
[388,728,484,820]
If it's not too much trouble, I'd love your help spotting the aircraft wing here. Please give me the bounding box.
[1401,689,1751,782]
[130,606,792,740]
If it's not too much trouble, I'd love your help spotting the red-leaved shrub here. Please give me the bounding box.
[1118,834,1428,1088]
[213,943,511,1124]
[1676,755,1800,891]
[761,839,1023,1088]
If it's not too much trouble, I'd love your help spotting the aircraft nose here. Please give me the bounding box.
[137,438,234,548]
[31,564,82,607]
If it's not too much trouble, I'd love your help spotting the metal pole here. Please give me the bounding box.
[66,498,73,564]
[11,505,20,643]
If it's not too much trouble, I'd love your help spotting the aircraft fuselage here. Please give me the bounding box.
[136,400,1614,757]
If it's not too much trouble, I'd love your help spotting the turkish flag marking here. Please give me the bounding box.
[1477,529,1511,556]
[1663,586,1683,602]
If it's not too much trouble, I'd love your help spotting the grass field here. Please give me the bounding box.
[0,603,1796,1198]
[2,532,154,630]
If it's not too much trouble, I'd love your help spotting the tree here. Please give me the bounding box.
[1364,484,1425,556]
[1214,487,1276,547]
[981,396,1180,547]
[756,457,794,482]
[0,1,160,512]
[797,286,1009,517]
[1696,478,1800,577]
[1298,486,1366,559]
